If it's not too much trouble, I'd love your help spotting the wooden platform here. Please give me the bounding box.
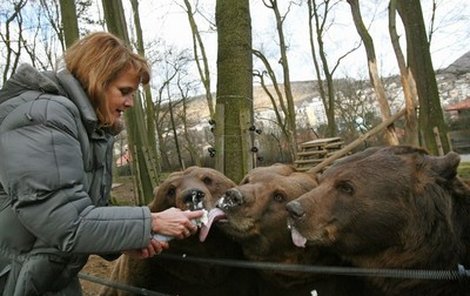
[448,129,470,154]
[294,137,344,172]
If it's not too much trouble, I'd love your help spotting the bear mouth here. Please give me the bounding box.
[288,224,307,248]
[199,208,227,242]
[288,221,337,248]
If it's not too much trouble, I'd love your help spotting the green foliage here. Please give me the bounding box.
[458,162,470,179]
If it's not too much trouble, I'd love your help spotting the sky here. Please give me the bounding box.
[1,0,468,90]
[133,0,470,85]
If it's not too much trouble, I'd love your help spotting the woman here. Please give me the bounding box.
[0,32,203,295]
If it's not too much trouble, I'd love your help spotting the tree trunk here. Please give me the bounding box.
[130,0,160,183]
[388,0,419,146]
[396,0,450,154]
[347,0,399,145]
[252,49,295,160]
[215,0,253,183]
[101,0,157,204]
[168,97,185,170]
[58,0,79,49]
[267,0,297,154]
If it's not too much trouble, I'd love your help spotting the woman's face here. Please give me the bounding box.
[104,67,140,124]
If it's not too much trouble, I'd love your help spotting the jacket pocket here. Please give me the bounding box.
[0,261,11,294]
[0,202,35,253]
[16,254,70,295]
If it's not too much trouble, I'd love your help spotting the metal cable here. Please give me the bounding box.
[78,255,470,295]
[157,253,470,281]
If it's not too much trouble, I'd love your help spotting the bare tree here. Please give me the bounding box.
[182,0,215,119]
[1,0,27,84]
[307,0,360,138]
[155,77,173,170]
[262,0,298,154]
[19,21,43,69]
[162,55,186,170]
[39,0,66,51]
[388,0,419,146]
[308,0,335,137]
[252,50,295,160]
[396,0,450,154]
[347,0,399,145]
[335,77,383,145]
[154,47,192,170]
[177,77,202,166]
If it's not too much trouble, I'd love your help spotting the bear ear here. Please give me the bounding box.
[426,152,460,180]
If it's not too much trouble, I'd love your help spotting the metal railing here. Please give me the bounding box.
[79,253,470,296]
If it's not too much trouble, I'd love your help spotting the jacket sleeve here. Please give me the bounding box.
[0,96,151,253]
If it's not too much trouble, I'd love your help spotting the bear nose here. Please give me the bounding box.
[286,201,305,220]
[183,189,205,210]
[218,188,244,210]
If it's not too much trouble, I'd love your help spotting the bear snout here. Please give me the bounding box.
[286,200,305,220]
[218,188,244,210]
[182,189,206,210]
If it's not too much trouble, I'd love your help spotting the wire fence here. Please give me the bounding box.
[78,253,470,296]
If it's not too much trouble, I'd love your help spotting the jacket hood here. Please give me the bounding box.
[0,64,99,134]
[0,64,62,103]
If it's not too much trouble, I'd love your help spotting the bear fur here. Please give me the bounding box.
[287,146,470,296]
[216,164,364,295]
[100,166,256,296]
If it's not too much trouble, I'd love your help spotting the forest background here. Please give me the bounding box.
[1,0,469,204]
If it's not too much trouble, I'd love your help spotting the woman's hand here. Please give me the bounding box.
[151,207,204,239]
[123,239,169,259]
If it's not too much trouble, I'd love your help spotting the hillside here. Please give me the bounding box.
[443,51,470,75]
[183,50,470,128]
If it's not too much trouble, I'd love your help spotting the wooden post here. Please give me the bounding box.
[214,103,225,173]
[433,126,444,156]
[131,145,144,205]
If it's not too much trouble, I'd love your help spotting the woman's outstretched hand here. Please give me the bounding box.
[151,207,204,239]
[123,239,169,259]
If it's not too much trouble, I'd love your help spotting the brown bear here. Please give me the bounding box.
[212,164,364,296]
[100,166,256,296]
[286,146,470,296]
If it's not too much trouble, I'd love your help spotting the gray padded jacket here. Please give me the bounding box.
[0,64,152,295]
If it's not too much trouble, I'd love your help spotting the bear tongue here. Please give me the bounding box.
[290,227,307,248]
[199,208,226,242]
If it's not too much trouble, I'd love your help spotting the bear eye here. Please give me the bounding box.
[273,192,285,203]
[167,186,176,197]
[337,181,354,195]
[202,176,212,185]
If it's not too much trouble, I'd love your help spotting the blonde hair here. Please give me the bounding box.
[64,32,150,126]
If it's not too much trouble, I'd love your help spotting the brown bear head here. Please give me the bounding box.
[215,164,364,292]
[217,164,317,252]
[216,164,319,261]
[149,166,236,213]
[286,145,467,270]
